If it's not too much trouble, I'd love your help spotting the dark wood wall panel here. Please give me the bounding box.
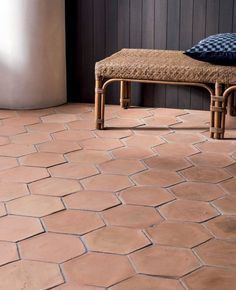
[179,0,193,109]
[141,0,155,107]
[234,0,236,31]
[165,0,180,108]
[219,0,234,32]
[66,0,236,110]
[94,0,106,61]
[154,0,168,107]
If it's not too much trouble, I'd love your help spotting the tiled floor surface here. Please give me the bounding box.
[0,103,235,290]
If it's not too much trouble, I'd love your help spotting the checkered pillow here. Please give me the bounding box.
[184,33,236,65]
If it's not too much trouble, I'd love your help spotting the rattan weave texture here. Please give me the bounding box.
[95,49,236,84]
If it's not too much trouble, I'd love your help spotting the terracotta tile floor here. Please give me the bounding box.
[0,103,235,290]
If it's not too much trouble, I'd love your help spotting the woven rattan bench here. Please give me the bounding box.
[95,49,236,139]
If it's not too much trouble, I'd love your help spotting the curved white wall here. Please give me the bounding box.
[0,0,66,109]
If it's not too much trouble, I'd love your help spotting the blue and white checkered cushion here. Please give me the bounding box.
[184,33,236,66]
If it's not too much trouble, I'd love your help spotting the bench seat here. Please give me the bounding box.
[96,49,236,84]
[95,49,236,139]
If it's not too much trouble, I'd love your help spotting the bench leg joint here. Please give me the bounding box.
[95,78,105,130]
[210,82,226,139]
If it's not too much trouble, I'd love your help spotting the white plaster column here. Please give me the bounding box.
[0,0,66,109]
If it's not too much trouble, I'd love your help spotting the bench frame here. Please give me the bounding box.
[95,76,236,139]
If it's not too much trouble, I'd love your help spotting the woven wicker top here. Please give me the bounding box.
[95,49,236,84]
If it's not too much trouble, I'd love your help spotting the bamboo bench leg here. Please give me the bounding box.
[120,81,131,109]
[95,78,104,130]
[210,82,226,139]
[210,95,215,139]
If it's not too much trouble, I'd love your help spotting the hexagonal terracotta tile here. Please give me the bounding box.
[52,130,94,142]
[0,136,10,145]
[183,267,236,290]
[0,166,49,183]
[79,111,103,121]
[110,275,184,290]
[181,109,209,119]
[163,132,205,144]
[84,226,151,254]
[181,166,231,183]
[10,132,51,145]
[49,163,98,180]
[171,182,225,201]
[205,215,236,240]
[0,143,36,157]
[153,108,186,117]
[213,196,236,215]
[81,174,133,192]
[0,203,6,217]
[37,140,81,154]
[0,110,17,119]
[19,152,66,167]
[154,143,199,157]
[99,159,145,175]
[102,205,163,228]
[159,200,219,222]
[144,116,179,127]
[175,117,206,129]
[0,215,43,242]
[17,108,55,117]
[19,232,85,263]
[65,149,112,164]
[176,113,201,123]
[0,260,63,290]
[95,129,132,139]
[27,122,65,133]
[144,155,191,171]
[123,135,164,148]
[0,125,26,136]
[42,113,78,123]
[80,138,123,151]
[0,182,29,202]
[221,178,236,195]
[112,146,154,160]
[54,282,105,290]
[195,239,236,268]
[147,221,211,248]
[226,163,236,177]
[62,253,134,288]
[63,191,120,211]
[3,115,40,126]
[189,152,234,168]
[116,108,152,119]
[134,127,172,136]
[29,177,82,197]
[130,245,200,277]
[196,141,236,153]
[105,117,144,128]
[43,209,104,235]
[68,119,95,130]
[170,120,209,131]
[131,169,183,187]
[119,186,174,206]
[7,195,64,217]
[56,103,92,114]
[0,241,18,266]
[0,156,18,171]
